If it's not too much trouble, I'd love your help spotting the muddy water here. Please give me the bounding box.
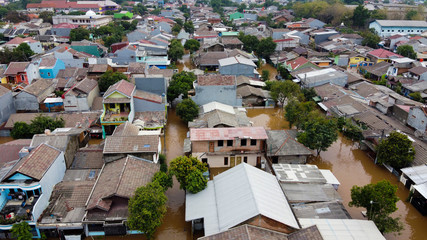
[247,108,427,240]
[257,63,278,80]
[0,136,13,144]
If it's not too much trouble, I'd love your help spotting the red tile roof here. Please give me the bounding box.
[287,56,309,70]
[4,62,30,75]
[5,37,37,45]
[368,49,402,59]
[190,127,268,141]
[104,80,135,98]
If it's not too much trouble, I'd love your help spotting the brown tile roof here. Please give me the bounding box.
[127,62,146,74]
[71,147,104,169]
[197,74,235,86]
[103,135,159,154]
[221,37,243,45]
[86,155,159,211]
[0,139,31,168]
[237,85,266,98]
[112,122,140,136]
[23,79,54,98]
[4,62,30,75]
[39,57,58,68]
[5,143,61,181]
[147,68,174,78]
[89,64,108,73]
[104,80,135,98]
[198,52,228,66]
[288,225,323,240]
[0,85,10,97]
[73,78,98,94]
[409,66,427,76]
[133,89,162,103]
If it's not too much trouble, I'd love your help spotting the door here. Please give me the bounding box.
[256,156,261,168]
[236,156,242,165]
[230,156,235,167]
[209,142,214,152]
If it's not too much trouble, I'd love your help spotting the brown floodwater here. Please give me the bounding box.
[0,136,13,144]
[258,63,278,80]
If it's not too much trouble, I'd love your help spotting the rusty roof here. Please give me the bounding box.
[89,64,108,73]
[104,80,135,98]
[86,155,159,211]
[190,127,268,141]
[197,74,235,86]
[39,57,58,68]
[4,62,30,75]
[71,146,104,169]
[127,62,146,74]
[5,143,61,181]
[103,135,159,154]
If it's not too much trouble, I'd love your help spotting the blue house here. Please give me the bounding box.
[369,20,427,37]
[38,57,65,79]
[0,143,66,238]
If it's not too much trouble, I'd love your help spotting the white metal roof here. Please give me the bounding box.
[218,56,257,67]
[186,163,299,236]
[375,20,427,28]
[391,57,415,64]
[401,165,427,185]
[299,218,385,240]
[44,97,63,103]
[319,169,340,186]
[413,182,427,198]
[202,101,235,115]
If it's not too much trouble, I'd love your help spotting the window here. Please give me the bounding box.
[224,157,228,165]
[250,139,257,146]
[109,103,115,108]
[244,157,248,163]
[227,140,233,146]
[241,139,247,146]
[202,158,208,163]
[218,140,223,147]
[47,72,51,77]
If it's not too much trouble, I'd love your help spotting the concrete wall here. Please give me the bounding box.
[26,62,40,84]
[64,86,99,112]
[192,139,264,153]
[28,42,43,54]
[0,91,15,124]
[277,155,307,164]
[192,152,263,168]
[14,91,39,111]
[407,107,427,132]
[370,21,427,37]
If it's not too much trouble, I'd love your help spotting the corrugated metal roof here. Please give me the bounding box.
[186,163,299,236]
[218,56,257,67]
[375,20,427,28]
[202,101,235,115]
[299,218,385,240]
[401,165,427,185]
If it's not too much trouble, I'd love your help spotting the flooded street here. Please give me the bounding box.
[258,63,278,80]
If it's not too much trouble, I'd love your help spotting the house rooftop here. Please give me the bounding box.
[218,56,257,67]
[23,79,54,98]
[367,49,402,59]
[401,164,427,185]
[104,80,135,98]
[374,20,427,28]
[4,62,30,75]
[103,135,159,154]
[190,127,267,141]
[267,130,312,157]
[197,74,236,86]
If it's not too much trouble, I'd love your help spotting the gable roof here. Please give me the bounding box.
[409,66,427,76]
[219,56,257,67]
[23,79,54,97]
[186,163,300,236]
[133,89,162,103]
[86,155,159,211]
[266,130,312,157]
[103,135,159,154]
[5,37,37,45]
[190,127,268,141]
[104,80,135,98]
[4,143,61,181]
[4,62,30,75]
[72,78,98,94]
[367,49,402,59]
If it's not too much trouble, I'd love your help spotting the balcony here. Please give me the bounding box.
[0,192,39,225]
[102,111,129,122]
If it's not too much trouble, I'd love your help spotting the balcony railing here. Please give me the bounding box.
[0,196,39,225]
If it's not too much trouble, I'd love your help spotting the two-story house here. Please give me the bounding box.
[63,78,100,112]
[4,62,40,85]
[407,106,427,136]
[219,56,259,78]
[0,143,66,238]
[38,57,66,79]
[189,127,268,168]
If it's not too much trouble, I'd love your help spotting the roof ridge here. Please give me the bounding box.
[243,164,260,217]
[274,130,291,156]
[112,156,129,200]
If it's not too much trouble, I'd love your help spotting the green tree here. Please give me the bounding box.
[337,117,364,141]
[167,71,196,102]
[297,115,338,155]
[128,181,167,240]
[376,131,415,169]
[168,39,184,62]
[184,39,200,53]
[183,21,195,34]
[39,11,54,24]
[270,80,301,106]
[69,27,90,41]
[349,180,403,234]
[176,98,199,123]
[277,64,292,80]
[172,24,182,35]
[10,122,32,139]
[238,32,259,53]
[352,5,370,28]
[261,70,270,81]
[13,43,35,60]
[409,92,423,102]
[257,37,276,60]
[11,222,32,240]
[396,45,417,60]
[405,10,418,20]
[169,156,208,193]
[361,29,380,48]
[284,100,317,129]
[301,88,317,101]
[152,171,173,191]
[98,70,128,92]
[133,3,147,16]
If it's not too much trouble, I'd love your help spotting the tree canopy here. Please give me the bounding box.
[128,181,167,240]
[176,98,199,123]
[11,222,32,240]
[361,30,381,49]
[284,99,317,129]
[0,43,35,64]
[11,115,65,139]
[98,70,128,92]
[39,11,54,24]
[297,115,338,155]
[69,27,90,41]
[238,33,259,53]
[184,39,200,53]
[396,45,417,60]
[168,39,185,62]
[270,80,301,106]
[183,21,195,34]
[349,180,403,234]
[167,71,196,102]
[376,131,415,169]
[169,156,208,193]
[352,5,370,28]
[257,37,276,60]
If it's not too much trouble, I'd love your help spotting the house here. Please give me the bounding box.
[0,139,32,163]
[103,123,161,163]
[407,106,427,135]
[369,20,427,37]
[271,28,289,40]
[56,67,88,91]
[14,79,55,112]
[0,85,15,125]
[189,127,267,168]
[112,45,139,65]
[385,34,409,51]
[185,163,300,236]
[4,62,40,85]
[400,165,427,191]
[101,80,135,137]
[297,68,348,88]
[304,18,326,29]
[53,46,94,68]
[266,130,312,164]
[219,56,258,78]
[127,30,149,43]
[348,53,369,68]
[221,37,243,49]
[274,38,299,51]
[193,51,228,70]
[52,12,113,27]
[0,143,66,238]
[71,40,106,58]
[38,57,66,79]
[83,155,159,236]
[63,78,100,112]
[300,219,385,239]
[237,85,271,107]
[4,37,43,54]
[192,75,242,107]
[133,89,165,113]
[367,49,402,63]
[51,23,78,42]
[409,181,427,215]
[229,12,244,21]
[408,66,427,81]
[272,14,294,23]
[284,56,319,72]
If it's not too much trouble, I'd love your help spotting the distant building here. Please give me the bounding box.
[52,11,113,28]
[219,56,258,78]
[297,68,348,88]
[192,75,242,107]
[369,20,427,37]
